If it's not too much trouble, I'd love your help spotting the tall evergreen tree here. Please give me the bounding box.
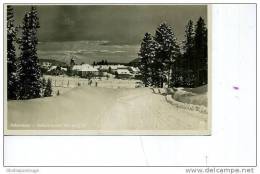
[7,5,19,100]
[154,22,180,88]
[183,20,195,71]
[169,40,181,88]
[194,17,207,86]
[44,79,52,97]
[19,6,41,99]
[182,20,196,87]
[138,33,156,87]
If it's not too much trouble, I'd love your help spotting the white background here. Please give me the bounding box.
[0,1,258,173]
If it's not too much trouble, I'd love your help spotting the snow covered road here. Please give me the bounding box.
[7,87,208,133]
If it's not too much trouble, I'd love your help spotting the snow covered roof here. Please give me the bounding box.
[61,67,67,71]
[72,64,98,72]
[94,64,128,70]
[48,66,57,71]
[116,69,131,75]
[129,66,140,72]
[72,65,81,71]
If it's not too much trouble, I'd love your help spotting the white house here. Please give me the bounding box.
[115,69,132,79]
[72,64,99,77]
[115,65,127,69]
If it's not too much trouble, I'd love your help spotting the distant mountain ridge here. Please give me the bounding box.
[128,58,141,66]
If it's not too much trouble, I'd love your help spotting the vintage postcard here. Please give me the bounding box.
[4,4,211,135]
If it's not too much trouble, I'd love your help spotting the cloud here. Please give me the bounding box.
[37,40,139,63]
[13,5,207,44]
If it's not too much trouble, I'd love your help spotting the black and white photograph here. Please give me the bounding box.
[5,4,210,135]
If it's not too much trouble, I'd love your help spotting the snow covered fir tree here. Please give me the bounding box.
[181,20,196,87]
[138,32,155,87]
[19,6,42,99]
[43,79,52,97]
[7,6,19,100]
[193,17,208,86]
[138,18,207,88]
[154,22,181,88]
[7,6,52,100]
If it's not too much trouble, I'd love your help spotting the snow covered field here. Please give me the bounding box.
[7,82,208,133]
[43,75,141,96]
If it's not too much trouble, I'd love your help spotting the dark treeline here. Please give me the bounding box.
[138,18,207,88]
[92,60,130,66]
[93,59,108,66]
[7,6,51,100]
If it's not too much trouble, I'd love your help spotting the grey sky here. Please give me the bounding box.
[12,5,207,44]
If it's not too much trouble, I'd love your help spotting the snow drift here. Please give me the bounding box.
[152,85,208,114]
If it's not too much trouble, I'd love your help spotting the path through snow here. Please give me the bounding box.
[8,86,208,132]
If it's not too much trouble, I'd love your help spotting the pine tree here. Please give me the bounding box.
[44,79,52,97]
[183,20,195,70]
[154,22,180,88]
[194,17,207,86]
[138,33,156,87]
[19,6,41,99]
[182,20,196,87]
[169,40,181,88]
[7,5,19,100]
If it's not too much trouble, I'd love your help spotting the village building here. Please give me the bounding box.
[94,64,128,74]
[115,69,132,79]
[47,65,67,75]
[72,64,99,78]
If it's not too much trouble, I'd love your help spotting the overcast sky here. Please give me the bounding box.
[12,5,207,44]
